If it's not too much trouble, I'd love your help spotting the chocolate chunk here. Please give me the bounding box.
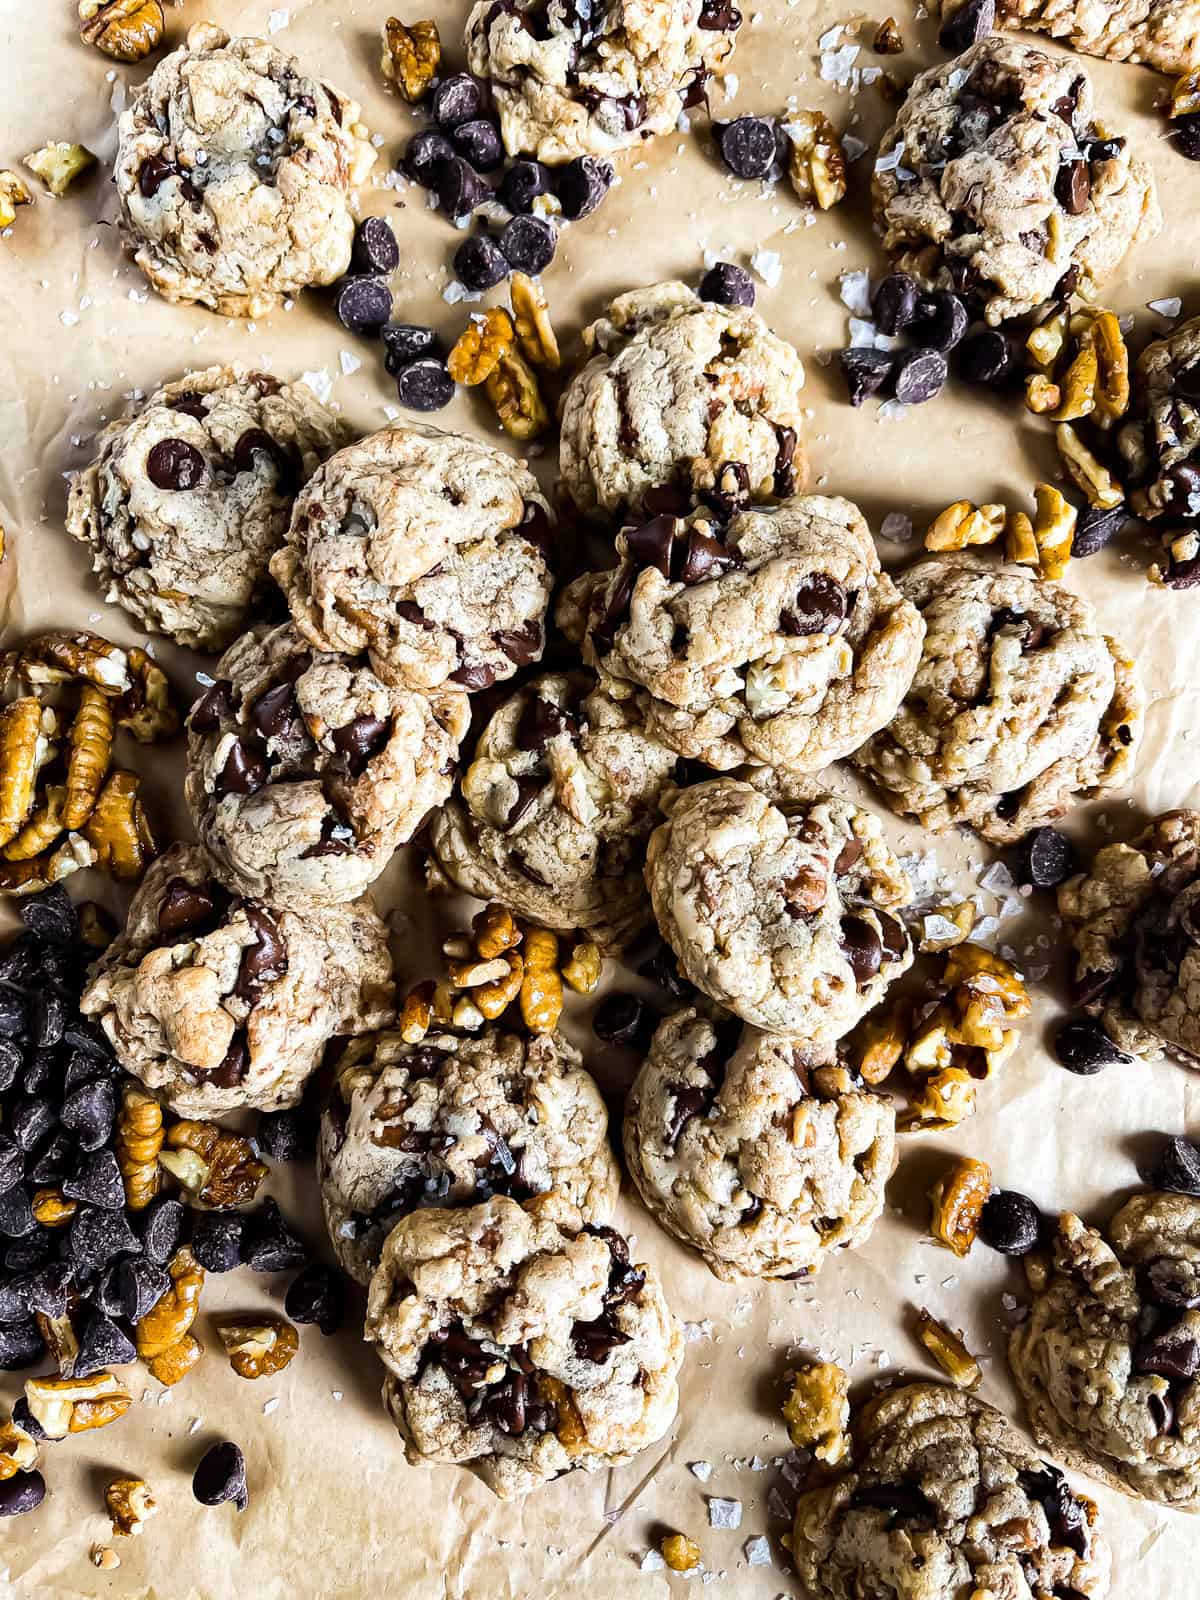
[839,347,895,406]
[911,292,969,353]
[60,1077,115,1152]
[30,991,66,1051]
[498,214,556,274]
[139,1196,186,1265]
[1072,503,1126,558]
[956,328,1014,386]
[1010,826,1074,889]
[625,514,677,577]
[193,1441,248,1512]
[158,879,220,936]
[241,1198,307,1273]
[402,128,455,188]
[395,358,455,412]
[382,322,440,374]
[350,215,400,275]
[1154,1135,1200,1195]
[876,913,907,963]
[234,429,296,490]
[285,1263,345,1334]
[1055,158,1090,215]
[27,1133,72,1187]
[206,1032,249,1088]
[1142,1256,1200,1310]
[235,905,288,1000]
[454,231,510,291]
[217,739,267,798]
[873,273,921,335]
[500,159,553,213]
[572,1313,631,1362]
[495,621,543,668]
[452,117,504,171]
[979,1189,1041,1255]
[147,438,204,492]
[937,0,995,50]
[432,73,483,130]
[63,1148,124,1210]
[680,529,736,585]
[190,1211,244,1273]
[592,993,653,1048]
[773,426,798,498]
[0,1470,45,1516]
[256,1107,314,1163]
[780,573,847,636]
[73,1306,136,1378]
[699,261,755,307]
[591,563,637,652]
[515,691,577,754]
[1148,1391,1175,1435]
[451,661,501,691]
[438,155,489,220]
[304,815,357,858]
[852,1483,936,1521]
[699,0,743,25]
[839,918,883,985]
[334,274,393,336]
[0,1042,20,1095]
[502,773,544,832]
[332,715,391,776]
[893,347,948,405]
[714,115,777,179]
[22,1260,73,1318]
[556,156,613,220]
[249,683,299,741]
[664,1082,711,1146]
[1053,1019,1130,1074]
[1169,114,1200,162]
[1134,1325,1200,1381]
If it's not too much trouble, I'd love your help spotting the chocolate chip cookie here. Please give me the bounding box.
[558,282,807,520]
[996,0,1200,75]
[872,37,1159,325]
[644,778,913,1038]
[271,423,554,693]
[791,1381,1111,1600]
[1058,808,1200,1059]
[1010,1194,1200,1507]
[66,365,346,652]
[114,22,376,318]
[427,672,679,950]
[364,1196,684,1499]
[851,557,1143,845]
[1118,313,1200,585]
[557,495,926,772]
[465,0,740,164]
[318,1025,620,1283]
[623,1009,895,1281]
[185,622,469,907]
[81,843,394,1118]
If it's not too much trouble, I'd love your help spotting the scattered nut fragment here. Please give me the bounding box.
[520,927,564,1033]
[1087,311,1130,427]
[473,902,521,960]
[134,1247,204,1362]
[873,15,904,51]
[561,938,603,995]
[1029,483,1076,580]
[17,630,131,692]
[1026,307,1069,372]
[1172,68,1200,117]
[37,1311,80,1377]
[82,768,156,880]
[91,1547,121,1571]
[163,1121,267,1209]
[23,1372,132,1439]
[846,994,912,1085]
[510,273,560,369]
[781,1361,850,1464]
[380,17,441,101]
[146,1333,203,1388]
[485,348,551,441]
[116,648,181,744]
[0,170,33,231]
[661,1533,702,1573]
[31,1188,77,1227]
[474,948,524,1020]
[1024,373,1062,416]
[0,698,47,849]
[79,0,165,63]
[1004,510,1040,567]
[919,902,975,953]
[899,1065,977,1131]
[106,1476,158,1537]
[399,979,434,1044]
[217,1318,299,1380]
[1056,421,1124,511]
[23,142,97,198]
[916,1309,982,1389]
[116,1084,164,1210]
[929,1155,993,1257]
[0,1417,37,1481]
[447,308,515,387]
[785,111,847,210]
[924,500,1005,552]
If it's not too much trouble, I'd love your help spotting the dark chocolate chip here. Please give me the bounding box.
[893,347,948,405]
[1148,1391,1175,1435]
[664,1083,711,1146]
[500,159,552,213]
[452,117,504,171]
[0,1470,45,1516]
[625,514,676,577]
[0,1136,24,1194]
[158,880,221,939]
[257,1107,314,1162]
[248,684,298,742]
[956,328,1014,386]
[1072,503,1126,558]
[334,275,393,337]
[350,215,400,275]
[10,1099,55,1154]
[876,913,908,963]
[873,273,922,335]
[592,993,653,1048]
[1133,1326,1199,1381]
[190,1212,244,1273]
[113,1257,170,1323]
[438,155,489,220]
[396,358,455,413]
[1169,114,1200,163]
[590,563,637,653]
[68,1205,140,1272]
[29,991,66,1051]
[19,886,77,943]
[235,905,288,1000]
[852,1483,937,1521]
[64,1149,125,1210]
[193,1441,248,1512]
[402,128,455,187]
[556,156,613,220]
[937,0,995,50]
[0,1319,45,1371]
[714,116,777,179]
[911,292,969,353]
[284,1263,345,1334]
[571,1313,631,1363]
[1055,158,1090,215]
[839,347,895,406]
[1141,1256,1200,1310]
[234,429,296,490]
[699,0,742,25]
[780,573,847,636]
[1011,826,1075,889]
[699,261,755,307]
[189,678,234,733]
[453,231,510,291]
[383,322,440,374]
[498,214,556,275]
[73,1305,136,1377]
[147,438,204,492]
[979,1189,1041,1255]
[332,716,391,777]
[0,1040,21,1095]
[1153,1135,1200,1195]
[241,1197,307,1273]
[1053,1019,1130,1074]
[60,1077,115,1152]
[451,661,501,691]
[27,1133,72,1187]
[217,740,267,798]
[679,529,736,585]
[139,1196,186,1265]
[432,74,483,130]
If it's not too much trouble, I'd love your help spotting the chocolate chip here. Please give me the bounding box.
[73,1305,136,1377]
[452,117,504,172]
[451,661,501,691]
[1011,826,1074,889]
[68,1206,140,1273]
[334,275,393,336]
[979,1189,1041,1255]
[23,1260,72,1318]
[242,1198,306,1273]
[636,937,692,1000]
[572,1313,631,1362]
[680,529,736,585]
[402,128,455,187]
[29,991,65,1051]
[0,1136,24,1194]
[780,573,847,636]
[147,439,204,492]
[590,563,637,652]
[1153,1135,1200,1195]
[839,918,883,986]
[248,683,298,742]
[332,715,391,777]
[773,426,798,497]
[852,1483,936,1521]
[893,347,948,405]
[912,292,969,353]
[256,1107,314,1163]
[624,514,676,576]
[664,1083,711,1146]
[876,912,908,963]
[64,1149,124,1210]
[234,429,297,492]
[956,328,1014,386]
[10,1099,55,1154]
[190,1211,244,1273]
[1055,158,1090,215]
[193,1441,248,1512]
[873,273,921,335]
[0,1470,45,1517]
[839,347,895,406]
[494,622,542,669]
[189,678,234,734]
[1072,503,1126,558]
[27,1134,72,1187]
[700,0,743,25]
[383,322,440,374]
[1134,1325,1199,1381]
[592,993,652,1048]
[1148,1391,1175,1435]
[699,261,755,307]
[217,739,267,798]
[714,115,777,179]
[285,1263,345,1334]
[500,159,552,213]
[396,358,455,412]
[937,0,995,50]
[432,73,483,129]
[304,815,357,858]
[498,214,556,274]
[234,905,288,1002]
[1169,114,1200,162]
[111,1257,170,1323]
[1053,1019,1130,1074]
[139,1195,186,1265]
[10,1399,44,1439]
[350,215,400,275]
[438,155,489,220]
[60,1077,115,1152]
[1087,137,1124,163]
[556,155,613,220]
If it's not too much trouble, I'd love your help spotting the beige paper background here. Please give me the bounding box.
[1,1,1198,1594]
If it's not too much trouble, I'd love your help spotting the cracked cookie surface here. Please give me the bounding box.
[271,423,554,693]
[66,364,345,652]
[81,843,394,1118]
[115,22,376,318]
[623,1010,895,1281]
[791,1380,1111,1600]
[1118,313,1200,584]
[427,672,679,950]
[365,1196,684,1498]
[644,778,913,1038]
[558,282,807,520]
[997,0,1200,75]
[557,495,925,772]
[185,622,469,907]
[1010,1194,1200,1507]
[318,1025,619,1284]
[851,556,1143,845]
[465,0,740,164]
[872,37,1159,325]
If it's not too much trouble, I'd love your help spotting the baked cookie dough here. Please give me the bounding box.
[185,622,468,907]
[66,365,345,652]
[271,424,554,693]
[465,0,740,164]
[1118,313,1200,583]
[557,495,926,772]
[623,1009,896,1281]
[644,778,913,1038]
[81,843,394,1118]
[872,37,1160,325]
[318,1025,620,1283]
[996,0,1200,75]
[1058,808,1200,1059]
[851,557,1143,846]
[114,22,376,318]
[558,282,807,520]
[791,1381,1111,1600]
[1010,1194,1200,1508]
[365,1196,684,1499]
[427,672,680,950]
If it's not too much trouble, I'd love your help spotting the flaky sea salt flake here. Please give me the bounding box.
[708,1497,743,1529]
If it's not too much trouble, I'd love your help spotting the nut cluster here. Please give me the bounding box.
[446,273,559,440]
[923,485,1078,581]
[380,17,441,102]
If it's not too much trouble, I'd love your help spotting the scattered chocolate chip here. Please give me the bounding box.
[396,358,456,413]
[190,1211,244,1274]
[1054,1019,1130,1074]
[402,128,455,187]
[19,886,75,943]
[500,159,552,213]
[780,573,847,636]
[73,1305,136,1377]
[556,156,613,220]
[139,1195,186,1265]
[956,328,1014,386]
[1153,1135,1200,1195]
[111,1257,170,1323]
[592,993,653,1048]
[383,322,440,373]
[714,115,777,179]
[68,1205,140,1273]
[1072,504,1126,558]
[0,1470,45,1517]
[911,292,969,353]
[438,155,489,219]
[350,215,400,275]
[839,918,883,985]
[893,347,948,405]
[285,1263,345,1334]
[10,1098,54,1154]
[979,1189,1041,1255]
[699,261,755,307]
[60,1077,115,1152]
[257,1107,314,1163]
[1133,1325,1200,1381]
[873,273,921,335]
[498,214,556,274]
[193,1441,249,1512]
[432,73,483,130]
[452,117,504,172]
[937,0,995,50]
[64,1149,125,1211]
[241,1197,307,1273]
[334,275,393,337]
[147,439,204,492]
[1169,114,1200,163]
[0,1136,24,1193]
[839,347,895,406]
[1011,826,1075,889]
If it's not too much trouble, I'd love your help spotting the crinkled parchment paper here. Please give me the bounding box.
[1,1,1197,1595]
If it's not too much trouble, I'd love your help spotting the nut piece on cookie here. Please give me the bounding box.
[624,1010,896,1281]
[81,842,394,1117]
[318,1024,620,1284]
[365,1197,684,1499]
[114,23,376,317]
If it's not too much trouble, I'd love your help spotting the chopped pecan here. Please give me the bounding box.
[2,784,66,862]
[117,648,180,743]
[520,927,563,1033]
[561,938,602,995]
[485,349,551,441]
[399,980,434,1043]
[146,1333,203,1388]
[448,308,516,387]
[18,630,131,693]
[1004,510,1040,567]
[31,1188,77,1227]
[510,273,561,370]
[217,1317,299,1379]
[786,111,848,210]
[916,1309,982,1388]
[898,1065,977,1130]
[79,0,164,62]
[0,1416,37,1481]
[83,768,156,880]
[847,994,912,1085]
[63,684,114,830]
[781,1360,850,1463]
[117,1083,164,1210]
[474,950,524,1020]
[0,698,46,848]
[928,1155,993,1256]
[1172,68,1200,118]
[380,17,441,101]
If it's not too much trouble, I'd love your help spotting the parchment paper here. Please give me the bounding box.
[1,2,1198,1595]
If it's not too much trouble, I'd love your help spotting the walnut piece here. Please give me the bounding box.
[484,349,551,441]
[146,1333,203,1388]
[217,1317,299,1379]
[79,0,164,62]
[916,1309,982,1389]
[781,1360,850,1464]
[106,1476,158,1537]
[448,308,515,387]
[1057,422,1124,509]
[519,927,563,1033]
[162,1120,267,1208]
[473,902,521,960]
[924,500,1005,552]
[24,1372,132,1438]
[847,994,913,1085]
[380,17,441,102]
[1029,483,1076,581]
[928,1155,993,1256]
[561,938,602,995]
[873,16,904,51]
[31,1187,77,1227]
[23,142,97,198]
[0,170,33,231]
[0,1417,38,1481]
[135,1247,204,1361]
[786,111,847,210]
